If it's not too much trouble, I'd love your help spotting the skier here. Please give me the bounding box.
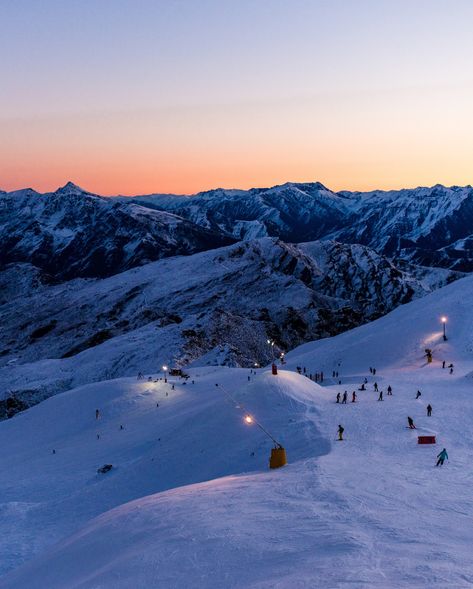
[450,367,454,375]
[442,361,446,369]
[352,391,357,403]
[427,404,432,417]
[358,383,366,391]
[378,390,383,401]
[248,375,250,381]
[369,367,373,374]
[387,385,392,395]
[436,448,448,467]
[332,370,336,378]
[337,424,344,441]
[416,390,422,399]
[95,409,100,420]
[342,391,348,404]
[373,368,376,375]
[320,371,324,382]
[364,377,368,384]
[374,382,378,392]
[336,392,341,403]
[407,416,416,429]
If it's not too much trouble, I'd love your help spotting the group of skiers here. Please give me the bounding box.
[336,380,393,404]
[334,366,448,467]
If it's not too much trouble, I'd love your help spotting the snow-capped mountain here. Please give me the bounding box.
[0,182,233,280]
[124,181,351,242]
[0,238,459,412]
[128,182,473,271]
[333,184,473,270]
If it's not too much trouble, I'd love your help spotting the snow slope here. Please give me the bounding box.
[2,274,473,587]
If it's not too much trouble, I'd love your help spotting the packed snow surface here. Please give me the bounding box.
[2,274,473,587]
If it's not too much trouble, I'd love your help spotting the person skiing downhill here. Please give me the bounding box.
[337,425,344,441]
[416,390,422,399]
[407,416,416,429]
[352,391,357,403]
[387,385,392,395]
[378,390,383,401]
[374,382,378,392]
[342,391,348,404]
[336,392,341,404]
[427,404,432,417]
[436,448,448,466]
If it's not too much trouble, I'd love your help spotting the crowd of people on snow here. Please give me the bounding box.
[332,361,452,467]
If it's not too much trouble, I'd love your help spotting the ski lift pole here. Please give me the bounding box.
[217,383,287,468]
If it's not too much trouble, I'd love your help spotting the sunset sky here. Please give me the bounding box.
[1,0,473,195]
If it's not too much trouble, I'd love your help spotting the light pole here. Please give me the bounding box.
[162,365,168,383]
[441,317,447,341]
[267,339,275,362]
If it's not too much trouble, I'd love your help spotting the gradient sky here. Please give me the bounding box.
[1,0,473,195]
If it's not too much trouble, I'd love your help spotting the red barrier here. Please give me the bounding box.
[272,364,278,375]
[418,435,436,444]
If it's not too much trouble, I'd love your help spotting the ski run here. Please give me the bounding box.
[2,273,473,588]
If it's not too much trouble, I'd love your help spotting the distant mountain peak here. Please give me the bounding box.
[55,181,88,195]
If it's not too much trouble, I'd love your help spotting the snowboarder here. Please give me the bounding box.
[336,392,341,403]
[407,416,416,429]
[342,391,348,404]
[436,448,448,466]
[352,391,357,403]
[374,382,378,392]
[95,409,100,420]
[387,385,392,395]
[358,383,366,391]
[442,361,446,369]
[378,390,383,401]
[427,404,432,417]
[337,425,344,441]
[416,390,422,399]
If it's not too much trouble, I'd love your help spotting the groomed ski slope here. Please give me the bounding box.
[2,274,473,588]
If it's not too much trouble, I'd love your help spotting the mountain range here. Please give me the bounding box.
[0,179,470,410]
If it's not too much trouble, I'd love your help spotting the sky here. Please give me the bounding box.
[1,0,473,195]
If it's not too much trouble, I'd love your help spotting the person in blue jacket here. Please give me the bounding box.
[436,448,448,467]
